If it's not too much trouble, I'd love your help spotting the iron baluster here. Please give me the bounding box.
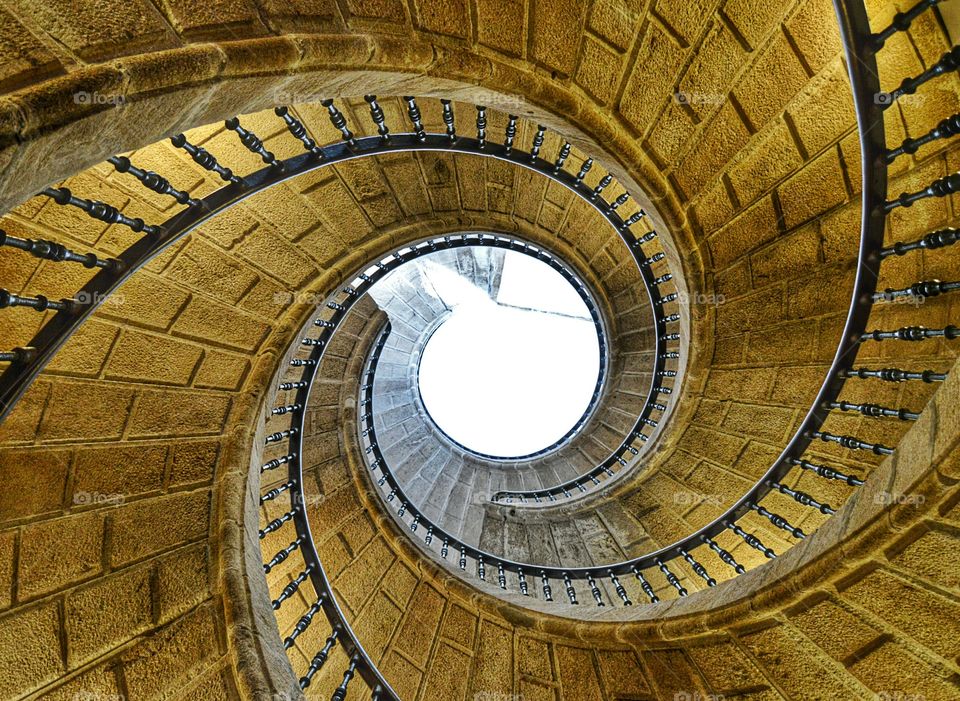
[321,99,357,148]
[271,565,313,610]
[631,566,659,603]
[440,99,456,142]
[530,125,545,161]
[108,156,201,207]
[809,430,894,456]
[299,629,339,689]
[42,187,162,236]
[404,97,427,141]
[275,106,323,157]
[679,548,717,587]
[225,118,283,169]
[609,571,632,605]
[657,559,687,596]
[702,535,746,574]
[727,523,776,559]
[364,95,390,142]
[751,503,807,539]
[170,133,241,183]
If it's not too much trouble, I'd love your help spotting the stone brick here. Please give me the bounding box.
[45,319,118,377]
[646,100,697,168]
[721,402,794,442]
[728,121,804,206]
[169,441,219,486]
[589,0,643,51]
[440,602,477,650]
[734,31,809,131]
[576,37,623,105]
[789,598,880,662]
[786,0,842,73]
[620,23,687,136]
[715,284,784,336]
[556,646,603,700]
[0,601,64,697]
[415,0,469,38]
[42,663,121,701]
[234,226,318,288]
[888,526,960,592]
[519,635,553,680]
[778,147,848,228]
[0,449,69,524]
[740,624,864,699]
[193,350,250,390]
[640,648,709,700]
[172,297,269,351]
[751,222,821,285]
[0,531,13,610]
[106,330,203,385]
[422,641,472,700]
[848,640,958,701]
[843,569,956,665]
[37,382,135,441]
[379,651,422,699]
[106,274,190,331]
[655,0,716,47]
[129,389,232,438]
[724,0,794,50]
[598,649,650,696]
[470,621,513,696]
[351,591,402,660]
[787,59,857,157]
[675,102,752,198]
[677,22,744,119]
[0,8,60,91]
[121,604,218,699]
[73,443,166,502]
[530,0,586,75]
[19,512,104,598]
[66,565,152,666]
[687,640,768,693]
[157,543,209,624]
[109,490,210,567]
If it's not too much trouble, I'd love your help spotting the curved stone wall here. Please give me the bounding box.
[0,1,958,699]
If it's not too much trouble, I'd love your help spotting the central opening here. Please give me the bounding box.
[416,248,601,458]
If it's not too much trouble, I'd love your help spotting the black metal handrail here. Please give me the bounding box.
[0,99,678,507]
[0,95,682,693]
[343,0,958,607]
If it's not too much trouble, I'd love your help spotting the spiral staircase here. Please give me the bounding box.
[0,1,959,700]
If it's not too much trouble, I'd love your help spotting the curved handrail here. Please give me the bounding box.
[0,103,679,509]
[349,0,958,605]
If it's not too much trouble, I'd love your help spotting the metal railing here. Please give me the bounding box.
[0,97,679,507]
[343,0,959,607]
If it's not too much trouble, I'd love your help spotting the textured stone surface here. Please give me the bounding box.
[0,2,956,700]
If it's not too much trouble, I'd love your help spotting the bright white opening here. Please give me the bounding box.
[418,250,600,457]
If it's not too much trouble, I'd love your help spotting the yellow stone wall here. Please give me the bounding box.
[0,0,956,699]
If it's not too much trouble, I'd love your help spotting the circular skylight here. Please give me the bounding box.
[417,249,601,457]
